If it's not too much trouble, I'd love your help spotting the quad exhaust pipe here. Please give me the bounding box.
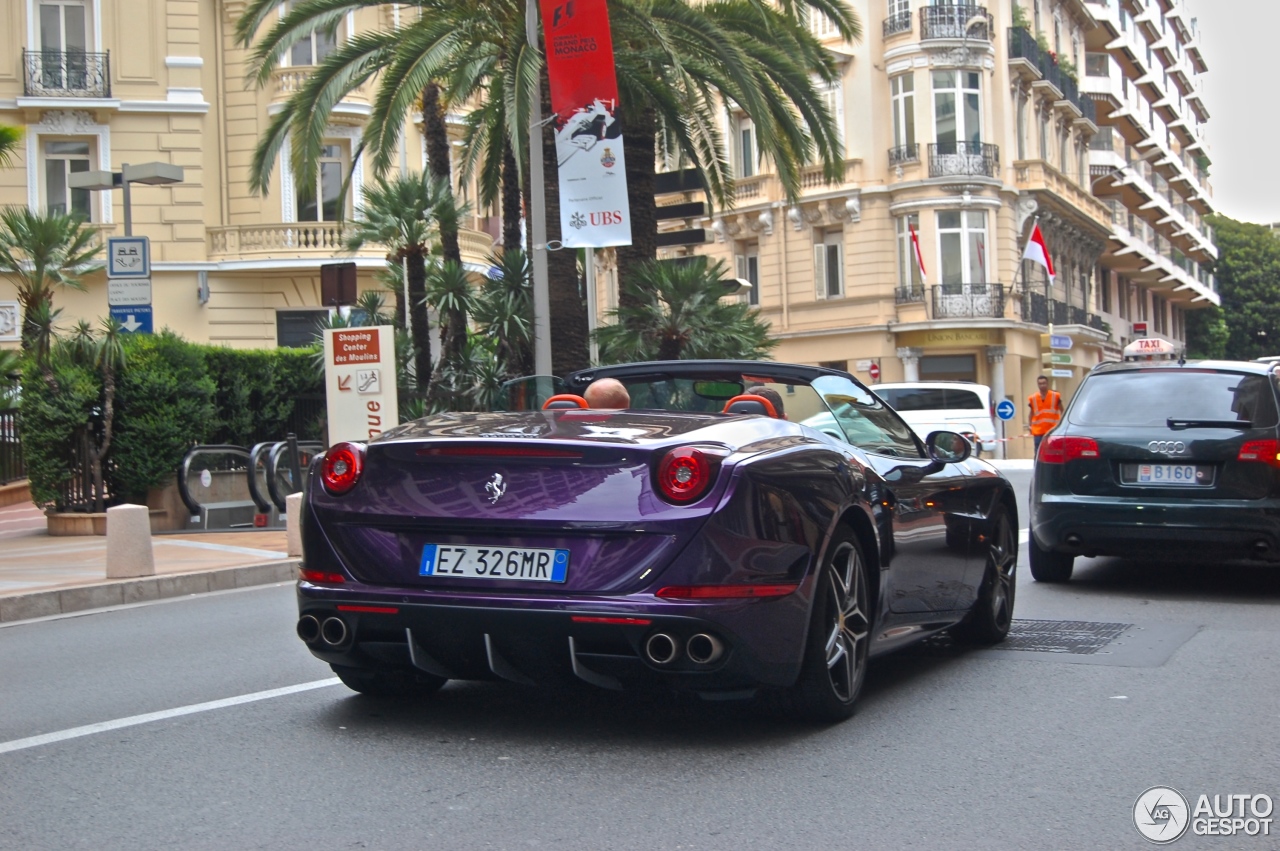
[686,633,724,665]
[320,616,350,648]
[296,614,321,644]
[644,633,679,665]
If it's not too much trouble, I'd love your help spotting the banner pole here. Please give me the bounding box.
[527,0,553,378]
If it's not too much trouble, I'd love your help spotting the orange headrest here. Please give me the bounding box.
[723,394,779,418]
[542,394,589,410]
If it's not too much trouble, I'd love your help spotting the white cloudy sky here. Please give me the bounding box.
[1194,1,1275,224]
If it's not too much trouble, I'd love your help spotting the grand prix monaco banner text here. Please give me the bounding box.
[539,0,633,248]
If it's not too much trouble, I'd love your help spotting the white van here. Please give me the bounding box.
[871,382,998,457]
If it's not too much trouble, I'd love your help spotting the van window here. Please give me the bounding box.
[877,387,984,411]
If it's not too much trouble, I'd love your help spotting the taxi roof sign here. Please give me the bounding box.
[1123,336,1177,360]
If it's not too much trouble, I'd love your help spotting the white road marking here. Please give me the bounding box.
[0,678,340,755]
[1019,528,1029,545]
[155,539,287,559]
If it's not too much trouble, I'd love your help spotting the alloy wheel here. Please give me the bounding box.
[823,542,870,703]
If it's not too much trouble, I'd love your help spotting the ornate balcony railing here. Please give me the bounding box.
[883,11,912,37]
[1022,291,1104,330]
[895,287,926,304]
[888,144,920,166]
[1008,26,1041,65]
[208,223,496,262]
[920,5,993,41]
[932,283,1005,319]
[23,49,111,98]
[928,141,999,178]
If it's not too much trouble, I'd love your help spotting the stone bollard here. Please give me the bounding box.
[286,492,303,558]
[106,504,156,579]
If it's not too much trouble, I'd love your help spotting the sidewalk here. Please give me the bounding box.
[0,500,298,624]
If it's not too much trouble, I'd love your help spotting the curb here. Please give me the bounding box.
[0,559,301,624]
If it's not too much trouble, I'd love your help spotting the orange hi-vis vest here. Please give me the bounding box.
[1029,390,1063,436]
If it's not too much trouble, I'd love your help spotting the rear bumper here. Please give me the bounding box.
[1032,495,1280,561]
[296,582,812,693]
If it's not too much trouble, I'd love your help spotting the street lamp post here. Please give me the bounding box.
[68,161,184,236]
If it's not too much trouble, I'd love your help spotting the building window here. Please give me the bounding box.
[937,210,988,285]
[818,359,848,371]
[813,229,844,299]
[735,242,760,306]
[1038,109,1049,160]
[276,310,328,348]
[896,213,923,294]
[296,143,345,222]
[891,73,915,150]
[820,77,845,150]
[288,0,338,66]
[43,140,92,219]
[38,0,90,90]
[734,115,756,178]
[1015,92,1026,160]
[933,70,982,150]
[920,354,976,383]
[1059,129,1069,174]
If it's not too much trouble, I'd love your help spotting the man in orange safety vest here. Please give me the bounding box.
[1028,375,1063,456]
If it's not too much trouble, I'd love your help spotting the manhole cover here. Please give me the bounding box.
[1002,619,1132,655]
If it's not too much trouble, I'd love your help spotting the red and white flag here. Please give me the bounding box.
[1023,222,1055,284]
[908,222,927,283]
[539,0,632,248]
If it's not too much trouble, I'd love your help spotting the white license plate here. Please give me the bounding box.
[419,544,569,582]
[1137,464,1198,485]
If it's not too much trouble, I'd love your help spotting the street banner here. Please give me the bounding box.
[539,0,632,248]
[908,222,927,282]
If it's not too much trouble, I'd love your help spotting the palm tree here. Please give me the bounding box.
[0,124,21,169]
[595,256,777,363]
[63,318,126,512]
[471,249,534,380]
[0,207,102,358]
[422,257,477,407]
[235,0,855,370]
[342,172,456,394]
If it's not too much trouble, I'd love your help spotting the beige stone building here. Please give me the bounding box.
[0,0,494,352]
[644,0,1217,456]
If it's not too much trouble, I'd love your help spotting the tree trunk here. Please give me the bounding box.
[89,366,117,514]
[501,140,523,253]
[538,69,589,375]
[406,251,432,393]
[422,83,461,265]
[616,106,659,317]
[391,255,407,330]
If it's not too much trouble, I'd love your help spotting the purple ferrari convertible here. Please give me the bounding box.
[296,361,1017,722]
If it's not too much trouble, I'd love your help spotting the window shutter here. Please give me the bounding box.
[814,243,827,299]
[735,254,748,279]
[830,243,844,297]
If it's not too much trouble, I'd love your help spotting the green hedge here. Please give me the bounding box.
[19,333,325,509]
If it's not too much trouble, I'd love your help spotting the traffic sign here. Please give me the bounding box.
[1048,353,1072,365]
[109,305,152,334]
[107,237,150,278]
[1049,334,1072,350]
[1050,368,1073,378]
[995,399,1016,421]
[868,361,881,381]
[108,278,151,307]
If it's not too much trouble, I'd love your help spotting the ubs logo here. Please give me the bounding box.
[1148,440,1187,454]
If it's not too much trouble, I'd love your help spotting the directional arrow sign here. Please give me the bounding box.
[109,305,152,334]
[1051,368,1073,378]
[1049,334,1072,350]
[337,375,352,392]
[1049,353,1073,364]
[995,399,1016,421]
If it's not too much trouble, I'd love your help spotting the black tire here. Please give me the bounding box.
[331,664,447,698]
[788,528,872,723]
[951,506,1017,645]
[1029,534,1074,583]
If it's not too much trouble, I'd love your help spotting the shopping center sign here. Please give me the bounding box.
[323,326,399,444]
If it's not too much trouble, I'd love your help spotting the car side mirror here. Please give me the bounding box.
[926,430,972,464]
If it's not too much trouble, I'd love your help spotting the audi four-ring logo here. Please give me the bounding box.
[1148,440,1187,454]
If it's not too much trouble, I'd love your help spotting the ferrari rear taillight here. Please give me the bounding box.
[656,446,720,504]
[1238,439,1280,468]
[655,584,799,599]
[321,442,364,495]
[1038,435,1099,464]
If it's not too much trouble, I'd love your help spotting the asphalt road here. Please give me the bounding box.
[3,469,1280,850]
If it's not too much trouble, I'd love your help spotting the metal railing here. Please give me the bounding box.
[888,144,920,166]
[22,49,111,98]
[57,428,105,512]
[928,141,1000,178]
[932,283,1005,319]
[1007,26,1041,65]
[919,5,993,41]
[1022,291,1104,330]
[895,287,926,304]
[883,11,912,37]
[0,409,24,485]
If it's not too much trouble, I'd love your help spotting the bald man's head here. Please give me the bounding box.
[583,378,630,409]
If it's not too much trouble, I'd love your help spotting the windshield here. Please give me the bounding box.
[1070,370,1280,428]
[876,386,985,411]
